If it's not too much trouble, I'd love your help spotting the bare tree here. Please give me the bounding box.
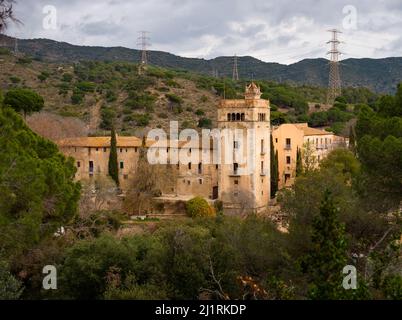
[0,1,20,33]
[26,112,88,142]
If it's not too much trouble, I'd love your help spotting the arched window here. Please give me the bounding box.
[227,113,231,121]
[236,113,241,121]
[241,113,245,121]
[231,113,236,121]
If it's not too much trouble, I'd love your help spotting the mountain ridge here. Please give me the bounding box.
[1,34,401,93]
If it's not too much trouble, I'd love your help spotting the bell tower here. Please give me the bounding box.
[217,83,270,215]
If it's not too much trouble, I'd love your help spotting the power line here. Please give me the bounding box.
[232,54,239,81]
[326,29,342,105]
[137,31,151,74]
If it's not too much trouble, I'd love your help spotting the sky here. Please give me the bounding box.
[5,0,402,65]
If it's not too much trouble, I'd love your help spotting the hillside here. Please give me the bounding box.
[1,35,401,93]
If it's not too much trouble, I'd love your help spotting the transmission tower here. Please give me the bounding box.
[326,29,342,105]
[232,54,239,81]
[137,31,150,74]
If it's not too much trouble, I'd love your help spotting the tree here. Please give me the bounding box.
[296,147,303,176]
[4,88,44,118]
[306,191,349,299]
[0,103,80,258]
[301,141,317,173]
[108,126,119,186]
[0,260,23,299]
[270,135,279,198]
[348,126,356,155]
[186,197,215,218]
[0,0,19,33]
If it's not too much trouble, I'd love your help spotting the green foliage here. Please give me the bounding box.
[306,191,348,299]
[0,260,24,299]
[76,81,96,93]
[125,92,155,112]
[195,109,205,116]
[133,113,151,127]
[4,88,44,117]
[270,135,279,198]
[108,127,119,186]
[9,76,21,84]
[62,73,73,82]
[100,107,116,130]
[186,197,215,218]
[37,71,50,82]
[0,47,11,55]
[165,93,183,105]
[0,106,80,257]
[16,57,32,65]
[198,117,212,129]
[296,147,303,177]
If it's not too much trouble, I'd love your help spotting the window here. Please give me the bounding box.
[188,162,192,170]
[216,164,219,170]
[103,147,107,152]
[231,113,236,121]
[120,161,124,169]
[234,141,239,149]
[233,163,239,175]
[120,148,123,153]
[234,180,239,185]
[74,147,77,152]
[135,147,138,152]
[241,113,245,121]
[77,161,81,168]
[227,113,231,121]
[286,156,291,164]
[96,148,99,151]
[89,161,94,174]
[198,163,202,174]
[261,161,264,174]
[187,180,191,186]
[199,179,203,185]
[285,174,291,182]
[285,138,291,149]
[275,138,278,143]
[236,113,241,121]
[261,139,265,154]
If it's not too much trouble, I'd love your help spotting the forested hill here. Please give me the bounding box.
[1,35,401,94]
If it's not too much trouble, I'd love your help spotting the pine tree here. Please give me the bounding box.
[307,190,348,299]
[296,147,303,176]
[108,126,119,186]
[270,135,279,198]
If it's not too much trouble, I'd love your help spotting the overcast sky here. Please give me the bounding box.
[5,0,402,64]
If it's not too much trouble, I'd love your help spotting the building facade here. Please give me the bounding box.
[272,123,348,189]
[57,83,348,214]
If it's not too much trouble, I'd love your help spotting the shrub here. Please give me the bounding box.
[9,76,21,84]
[62,73,73,82]
[166,93,183,105]
[198,118,212,129]
[185,197,215,218]
[195,109,205,116]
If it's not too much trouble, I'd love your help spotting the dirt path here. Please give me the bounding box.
[89,97,102,133]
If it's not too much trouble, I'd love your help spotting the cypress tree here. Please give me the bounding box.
[108,126,119,186]
[296,147,303,176]
[348,126,356,155]
[270,135,279,198]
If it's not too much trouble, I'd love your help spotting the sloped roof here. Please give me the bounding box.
[56,136,143,148]
[294,123,332,136]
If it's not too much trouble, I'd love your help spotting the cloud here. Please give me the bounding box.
[5,0,402,64]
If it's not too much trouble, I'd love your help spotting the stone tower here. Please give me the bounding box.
[217,83,271,215]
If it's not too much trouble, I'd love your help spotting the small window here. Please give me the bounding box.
[241,113,245,121]
[120,148,123,153]
[199,179,203,185]
[275,138,278,143]
[96,148,99,151]
[77,161,81,168]
[120,161,124,169]
[103,147,107,152]
[227,113,231,121]
[234,141,239,149]
[215,164,218,170]
[188,162,192,170]
[187,180,191,186]
[234,180,239,185]
[286,156,291,164]
[135,147,138,152]
[198,163,202,174]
